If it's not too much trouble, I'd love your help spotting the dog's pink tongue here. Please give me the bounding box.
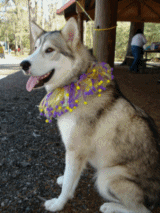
[26,76,40,92]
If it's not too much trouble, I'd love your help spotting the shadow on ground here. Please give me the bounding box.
[0,64,20,70]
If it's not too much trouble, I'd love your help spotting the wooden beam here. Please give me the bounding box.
[65,8,95,21]
[137,0,141,17]
[143,1,160,19]
[93,0,118,67]
[118,1,136,17]
[117,16,160,23]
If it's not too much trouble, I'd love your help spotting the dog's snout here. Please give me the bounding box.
[20,60,31,72]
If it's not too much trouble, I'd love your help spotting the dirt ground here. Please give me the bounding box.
[0,64,160,213]
[114,65,160,132]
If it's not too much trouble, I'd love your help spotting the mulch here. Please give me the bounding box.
[0,66,160,213]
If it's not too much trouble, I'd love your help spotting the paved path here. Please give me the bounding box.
[0,55,23,79]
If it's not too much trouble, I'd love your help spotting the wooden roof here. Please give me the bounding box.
[57,0,160,23]
[56,0,95,20]
[118,0,160,23]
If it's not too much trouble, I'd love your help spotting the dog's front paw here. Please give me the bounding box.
[57,175,64,186]
[44,198,65,212]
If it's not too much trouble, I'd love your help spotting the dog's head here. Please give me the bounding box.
[20,18,93,92]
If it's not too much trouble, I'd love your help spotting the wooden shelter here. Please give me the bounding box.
[57,0,160,23]
[57,0,160,67]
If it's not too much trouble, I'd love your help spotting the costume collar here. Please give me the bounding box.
[39,62,114,123]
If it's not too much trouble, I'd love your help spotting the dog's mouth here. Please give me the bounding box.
[26,69,55,92]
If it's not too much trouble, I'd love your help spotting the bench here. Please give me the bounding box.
[126,56,151,73]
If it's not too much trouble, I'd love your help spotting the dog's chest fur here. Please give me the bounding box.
[57,113,77,149]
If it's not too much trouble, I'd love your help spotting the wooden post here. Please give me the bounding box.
[77,12,84,42]
[93,0,118,67]
[76,0,85,42]
[122,22,144,65]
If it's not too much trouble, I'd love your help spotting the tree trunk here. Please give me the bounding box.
[15,37,18,56]
[41,0,44,28]
[28,0,34,54]
[93,0,118,67]
[121,22,144,65]
[35,0,38,23]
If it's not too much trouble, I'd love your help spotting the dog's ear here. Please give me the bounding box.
[31,22,45,41]
[61,18,80,50]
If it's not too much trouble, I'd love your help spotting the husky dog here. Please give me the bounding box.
[20,18,160,213]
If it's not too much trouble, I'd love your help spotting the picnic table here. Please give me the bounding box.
[144,50,160,69]
[144,49,160,60]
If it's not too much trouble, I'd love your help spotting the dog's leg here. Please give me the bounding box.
[100,202,135,213]
[44,151,87,212]
[100,201,151,213]
[97,171,151,213]
[57,175,64,186]
[56,174,78,199]
[57,173,82,200]
[57,173,81,195]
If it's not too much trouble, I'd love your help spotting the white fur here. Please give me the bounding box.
[100,203,135,213]
[56,175,64,186]
[100,202,151,213]
[95,166,130,201]
[57,113,76,148]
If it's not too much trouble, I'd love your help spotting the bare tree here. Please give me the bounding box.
[41,0,44,28]
[28,0,38,54]
[28,0,34,54]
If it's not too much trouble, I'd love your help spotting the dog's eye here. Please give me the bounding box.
[45,48,54,53]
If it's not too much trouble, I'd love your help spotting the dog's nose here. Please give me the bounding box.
[20,60,31,72]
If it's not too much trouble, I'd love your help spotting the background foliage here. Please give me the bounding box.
[0,0,160,60]
[85,21,160,61]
